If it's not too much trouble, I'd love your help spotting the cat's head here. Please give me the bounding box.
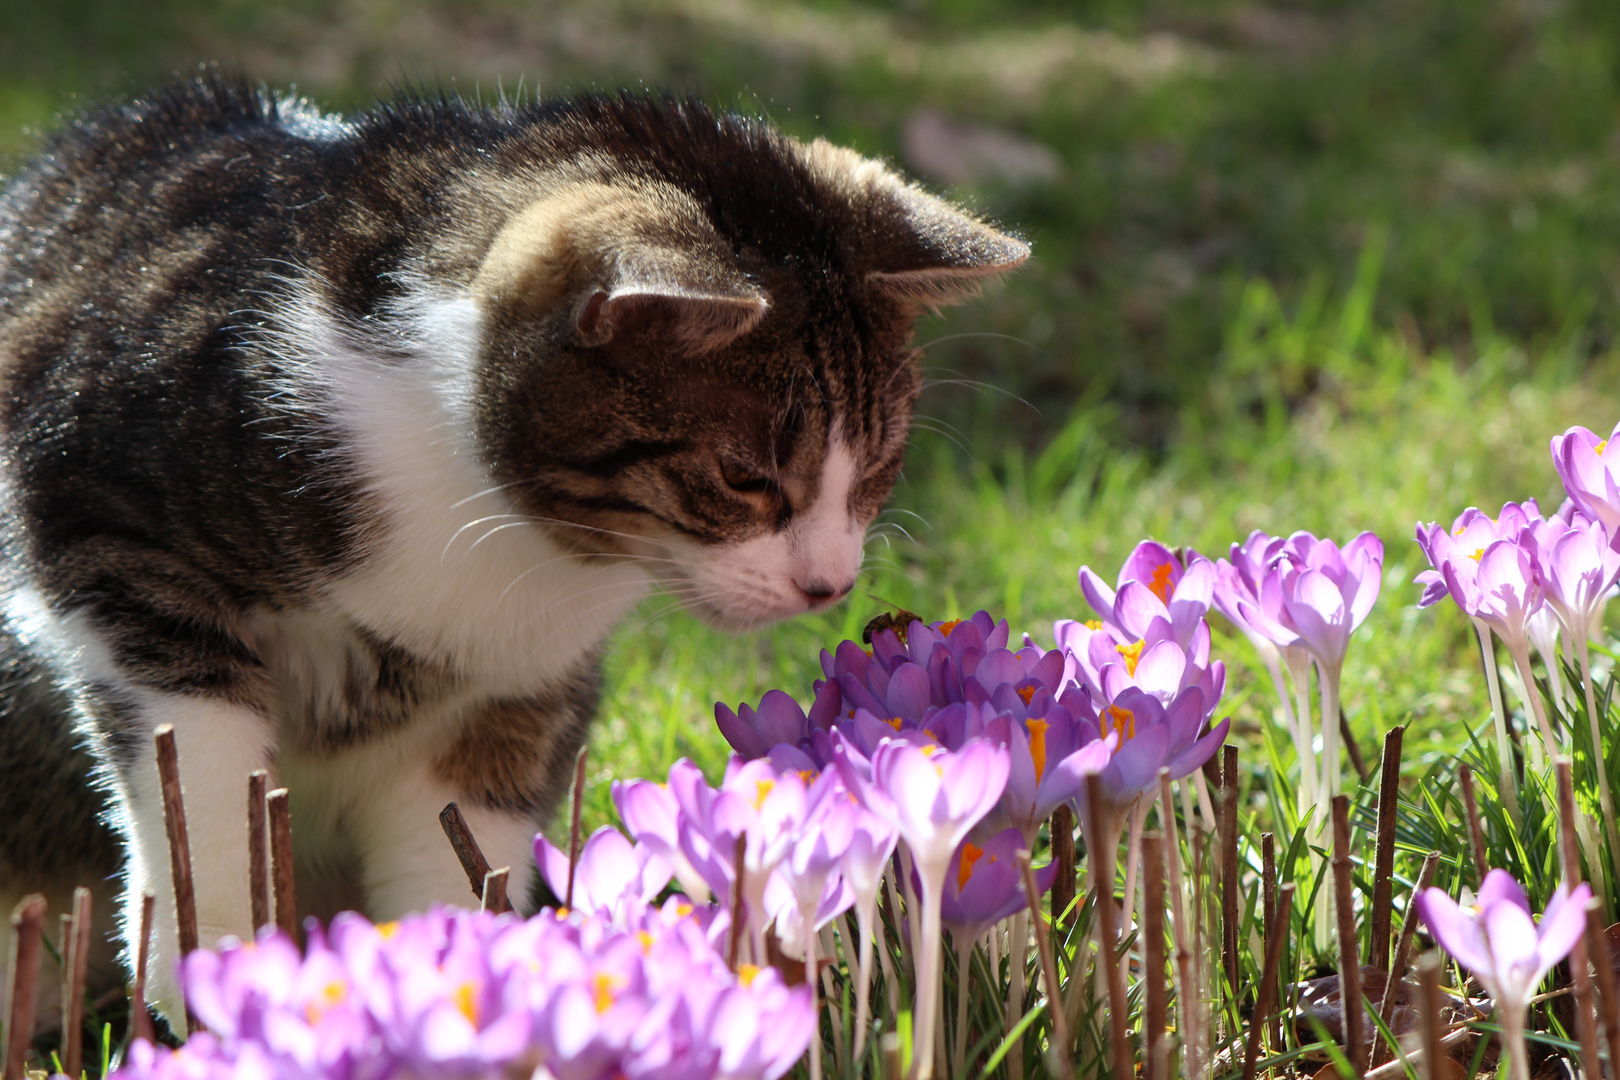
[468,99,1028,630]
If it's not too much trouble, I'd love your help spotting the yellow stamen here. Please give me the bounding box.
[1084,619,1103,631]
[738,964,762,988]
[957,842,985,891]
[884,716,903,731]
[304,980,347,1025]
[1116,639,1145,677]
[1103,705,1136,742]
[636,931,654,954]
[1148,561,1174,604]
[1470,548,1485,562]
[454,982,479,1027]
[675,903,693,918]
[376,921,399,940]
[797,769,818,785]
[937,619,963,638]
[752,779,775,810]
[592,972,622,1014]
[1599,440,1610,457]
[1027,718,1049,780]
[1016,685,1035,706]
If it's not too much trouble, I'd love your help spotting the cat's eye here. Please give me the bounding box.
[720,458,774,495]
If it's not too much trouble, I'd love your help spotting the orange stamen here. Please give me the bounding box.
[957,842,985,891]
[1027,718,1049,780]
[455,982,479,1026]
[937,619,963,638]
[1148,561,1175,604]
[1103,704,1136,742]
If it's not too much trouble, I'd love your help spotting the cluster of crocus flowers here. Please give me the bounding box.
[1416,870,1592,1080]
[1416,426,1620,889]
[113,902,813,1080]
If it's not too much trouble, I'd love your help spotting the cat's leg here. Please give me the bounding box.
[103,688,275,1026]
[349,689,596,918]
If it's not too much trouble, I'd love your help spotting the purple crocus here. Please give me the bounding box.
[613,766,715,903]
[1552,423,1620,545]
[535,826,671,920]
[1416,870,1591,1080]
[1078,541,1215,648]
[838,734,1009,1080]
[938,828,1056,943]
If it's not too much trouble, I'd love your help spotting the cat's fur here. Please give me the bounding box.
[0,75,1026,1025]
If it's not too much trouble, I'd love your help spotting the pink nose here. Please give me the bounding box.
[797,579,853,605]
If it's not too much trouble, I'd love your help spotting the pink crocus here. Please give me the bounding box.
[1078,541,1215,648]
[534,827,671,920]
[838,735,1009,1080]
[1552,423,1620,545]
[1415,870,1591,1080]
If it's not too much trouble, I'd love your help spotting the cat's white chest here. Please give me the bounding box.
[287,288,651,693]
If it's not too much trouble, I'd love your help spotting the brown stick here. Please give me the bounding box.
[267,788,298,939]
[3,895,45,1080]
[1086,776,1128,1080]
[1553,758,1602,1080]
[60,888,91,1079]
[1157,768,1202,1080]
[1340,708,1369,783]
[1332,795,1363,1076]
[1142,831,1167,1080]
[439,802,494,901]
[1369,726,1403,969]
[154,726,199,960]
[1017,849,1071,1079]
[1241,883,1296,1080]
[155,725,205,1034]
[727,834,747,972]
[1584,898,1620,1071]
[1049,804,1076,935]
[248,770,271,934]
[1261,831,1280,1055]
[565,746,589,911]
[481,867,511,915]
[1221,744,1240,1009]
[131,892,156,1045]
[1416,952,1444,1080]
[1370,851,1440,1068]
[1456,764,1490,883]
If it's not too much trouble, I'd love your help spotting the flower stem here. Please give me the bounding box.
[913,870,945,1080]
[850,906,875,1064]
[1474,620,1523,827]
[951,935,972,1080]
[1502,1005,1531,1080]
[806,913,822,1080]
[1577,636,1620,918]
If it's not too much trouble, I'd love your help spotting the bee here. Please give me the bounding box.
[862,608,924,646]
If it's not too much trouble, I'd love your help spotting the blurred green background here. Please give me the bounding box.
[6,0,1620,826]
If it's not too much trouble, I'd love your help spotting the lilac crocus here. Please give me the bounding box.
[1078,541,1215,648]
[613,766,714,902]
[1416,870,1591,1080]
[936,827,1057,1079]
[534,826,671,920]
[838,734,1009,1080]
[1552,423,1620,544]
[1205,530,1319,816]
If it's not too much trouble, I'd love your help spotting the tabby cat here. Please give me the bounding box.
[0,75,1027,1025]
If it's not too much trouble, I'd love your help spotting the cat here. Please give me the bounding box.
[0,74,1027,1028]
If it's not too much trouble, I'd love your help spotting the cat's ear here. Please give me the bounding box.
[801,139,1030,308]
[474,181,769,353]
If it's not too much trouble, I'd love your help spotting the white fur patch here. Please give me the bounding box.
[678,428,865,628]
[269,279,652,695]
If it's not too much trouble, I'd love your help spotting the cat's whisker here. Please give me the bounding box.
[914,330,1045,354]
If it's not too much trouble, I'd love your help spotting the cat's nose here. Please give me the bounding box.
[797,579,853,605]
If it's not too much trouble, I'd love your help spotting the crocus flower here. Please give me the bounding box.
[613,767,714,903]
[837,734,1009,1080]
[937,828,1056,943]
[1070,686,1228,811]
[1078,541,1215,648]
[1415,870,1591,1080]
[534,827,671,920]
[1552,423,1620,545]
